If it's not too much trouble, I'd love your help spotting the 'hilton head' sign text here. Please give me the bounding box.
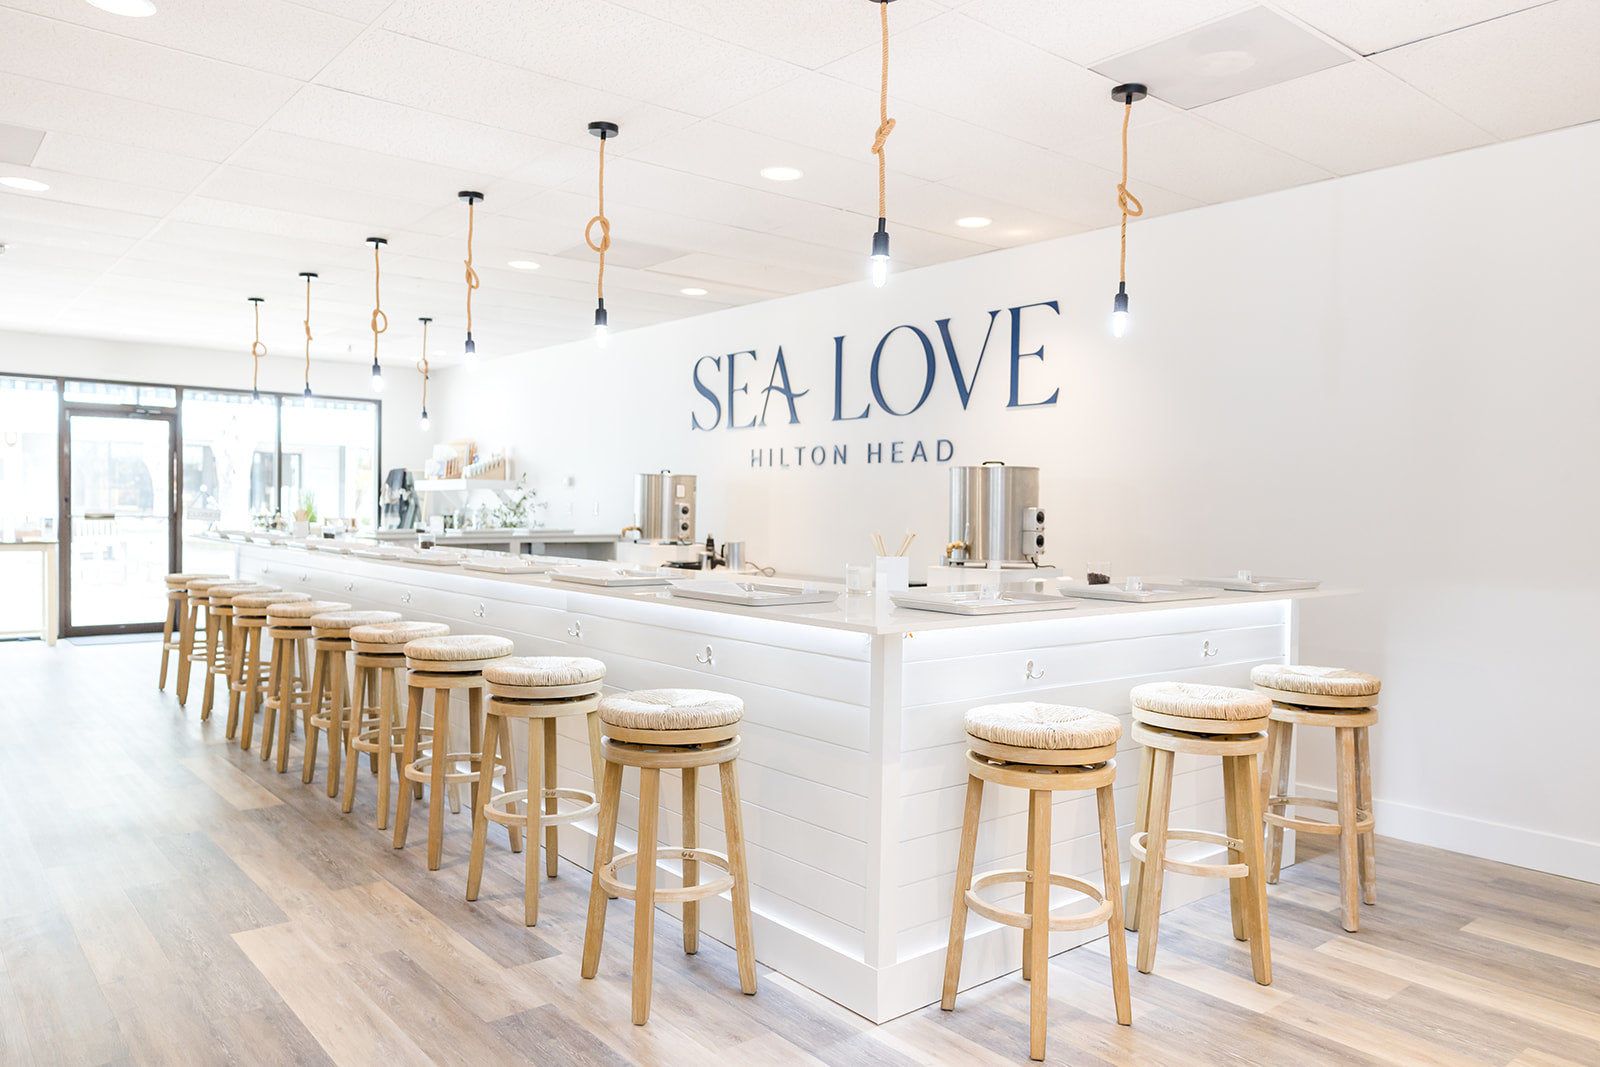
[688,300,1060,470]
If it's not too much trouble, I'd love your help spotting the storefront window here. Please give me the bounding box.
[280,396,379,529]
[0,376,59,542]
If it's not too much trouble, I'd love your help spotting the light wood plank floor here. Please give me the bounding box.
[2,638,1597,1065]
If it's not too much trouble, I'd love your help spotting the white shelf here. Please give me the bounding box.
[413,477,512,492]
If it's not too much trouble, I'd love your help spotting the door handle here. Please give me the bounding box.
[82,512,115,521]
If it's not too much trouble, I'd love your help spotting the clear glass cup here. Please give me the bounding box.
[1124,576,1144,593]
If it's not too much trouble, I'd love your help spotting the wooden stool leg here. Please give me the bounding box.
[1335,726,1360,932]
[940,774,984,1011]
[176,604,197,705]
[682,765,699,954]
[719,758,757,997]
[1124,744,1156,931]
[524,714,544,925]
[1236,750,1272,984]
[1022,794,1037,981]
[467,687,484,816]
[1096,781,1132,1026]
[393,684,423,849]
[1134,748,1174,975]
[261,637,282,762]
[325,652,347,798]
[224,619,245,738]
[465,712,499,905]
[242,628,264,751]
[1223,749,1248,942]
[631,767,661,1025]
[341,665,369,816]
[159,596,176,690]
[427,688,450,870]
[201,613,221,717]
[581,758,624,980]
[302,649,327,784]
[1357,725,1377,905]
[276,640,298,773]
[1027,788,1051,1062]
[501,717,521,853]
[543,718,559,878]
[1264,719,1293,882]
[586,711,603,792]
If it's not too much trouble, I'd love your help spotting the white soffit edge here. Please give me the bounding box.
[1092,6,1353,109]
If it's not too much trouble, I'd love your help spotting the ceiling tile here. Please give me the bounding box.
[1372,0,1600,139]
[0,8,301,124]
[650,251,846,296]
[0,71,256,161]
[192,166,438,231]
[0,193,163,239]
[957,0,1254,66]
[1,0,368,78]
[1273,0,1553,55]
[31,131,215,192]
[0,121,45,166]
[1197,62,1494,175]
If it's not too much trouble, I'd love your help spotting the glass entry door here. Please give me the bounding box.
[62,409,178,635]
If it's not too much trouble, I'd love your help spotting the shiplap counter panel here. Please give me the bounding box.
[231,541,1312,1022]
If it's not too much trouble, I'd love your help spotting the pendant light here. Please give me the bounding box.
[417,316,432,432]
[367,237,388,393]
[1110,83,1146,340]
[458,191,482,367]
[867,0,897,288]
[248,296,266,400]
[298,271,318,396]
[586,120,618,348]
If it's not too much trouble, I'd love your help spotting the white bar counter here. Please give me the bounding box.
[228,538,1340,1021]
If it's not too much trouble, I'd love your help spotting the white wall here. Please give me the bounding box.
[433,121,1600,883]
[0,329,430,474]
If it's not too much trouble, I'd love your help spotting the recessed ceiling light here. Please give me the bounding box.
[680,287,708,296]
[507,260,540,270]
[86,0,157,16]
[759,166,803,182]
[955,216,992,229]
[0,176,49,192]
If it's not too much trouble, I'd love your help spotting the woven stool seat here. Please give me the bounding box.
[234,592,311,610]
[165,572,227,587]
[185,576,233,593]
[1130,682,1270,722]
[349,620,449,646]
[1251,664,1381,700]
[208,582,277,600]
[485,656,606,689]
[265,600,350,622]
[964,702,1121,751]
[599,688,743,733]
[310,609,402,637]
[404,634,515,662]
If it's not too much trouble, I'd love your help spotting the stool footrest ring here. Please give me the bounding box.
[1130,829,1251,879]
[964,868,1114,933]
[1264,795,1373,834]
[351,725,429,754]
[598,848,736,904]
[485,787,599,829]
[403,753,506,786]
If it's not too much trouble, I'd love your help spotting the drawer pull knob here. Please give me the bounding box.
[568,621,582,638]
[1202,640,1219,658]
[1025,659,1044,680]
[400,591,412,604]
[696,645,714,666]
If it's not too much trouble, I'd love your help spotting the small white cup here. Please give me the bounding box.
[1237,569,1254,582]
[1124,576,1144,593]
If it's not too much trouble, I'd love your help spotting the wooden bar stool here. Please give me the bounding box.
[941,703,1131,1060]
[176,576,232,705]
[394,634,515,870]
[160,573,225,690]
[303,610,402,797]
[1125,682,1273,985]
[1253,664,1381,932]
[228,592,310,747]
[467,656,607,926]
[202,582,278,720]
[262,600,350,772]
[581,688,756,1026]
[342,621,451,830]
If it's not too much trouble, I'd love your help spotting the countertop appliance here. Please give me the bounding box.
[631,470,697,543]
[944,461,1046,566]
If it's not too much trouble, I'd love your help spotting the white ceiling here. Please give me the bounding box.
[0,0,1595,364]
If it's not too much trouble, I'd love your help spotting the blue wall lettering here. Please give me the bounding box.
[691,354,723,430]
[832,336,870,422]
[870,324,937,417]
[727,350,757,429]
[935,310,1002,409]
[759,346,808,426]
[1007,301,1061,409]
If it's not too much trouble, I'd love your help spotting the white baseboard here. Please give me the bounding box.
[1295,781,1599,885]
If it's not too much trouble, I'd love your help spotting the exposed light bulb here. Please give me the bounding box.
[870,219,890,288]
[1111,283,1130,340]
[419,408,431,431]
[463,332,477,368]
[370,359,385,393]
[593,299,608,348]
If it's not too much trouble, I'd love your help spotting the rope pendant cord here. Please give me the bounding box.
[871,0,896,219]
[371,242,387,358]
[250,299,266,394]
[1117,99,1143,285]
[302,275,313,390]
[417,319,430,411]
[586,132,611,301]
[463,203,479,332]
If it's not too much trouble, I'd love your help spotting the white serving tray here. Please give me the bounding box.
[1183,575,1322,593]
[890,589,1078,616]
[1057,582,1219,603]
[349,547,405,560]
[395,550,466,567]
[459,558,555,575]
[669,581,837,607]
[549,566,670,588]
